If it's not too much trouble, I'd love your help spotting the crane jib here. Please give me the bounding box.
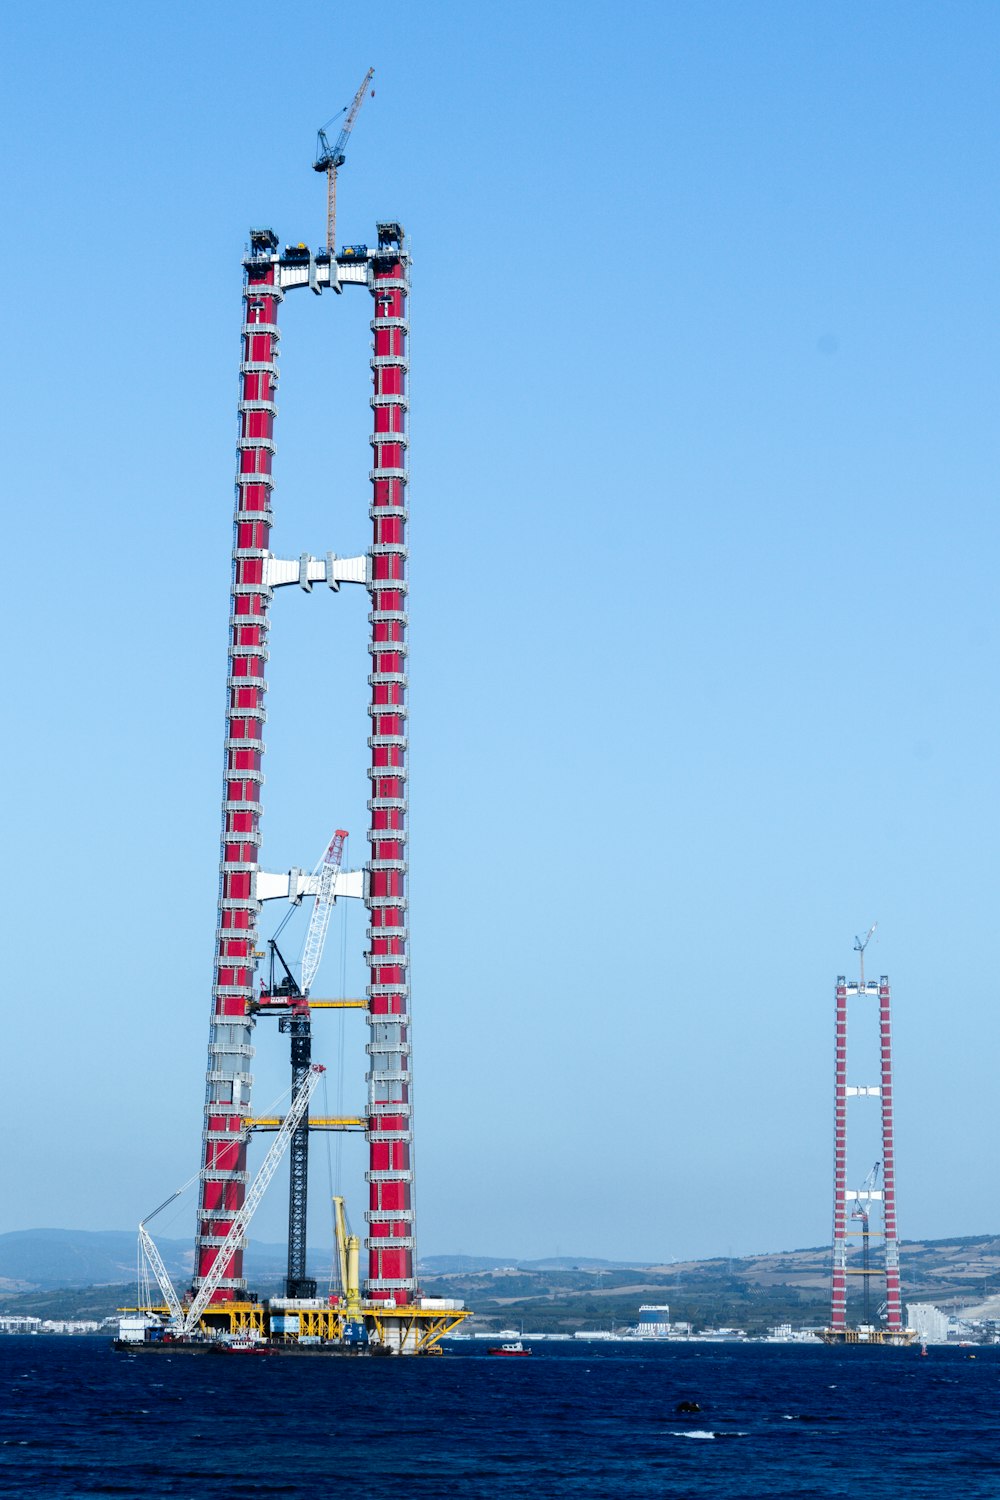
[139,1066,326,1334]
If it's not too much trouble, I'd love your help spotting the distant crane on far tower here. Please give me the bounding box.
[314,68,375,263]
[854,922,877,986]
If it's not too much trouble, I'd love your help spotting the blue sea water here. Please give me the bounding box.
[0,1337,997,1498]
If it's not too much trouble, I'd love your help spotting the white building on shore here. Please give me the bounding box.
[0,1316,41,1334]
[906,1303,950,1343]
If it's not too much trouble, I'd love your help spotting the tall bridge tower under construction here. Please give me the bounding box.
[821,941,914,1347]
[158,129,469,1353]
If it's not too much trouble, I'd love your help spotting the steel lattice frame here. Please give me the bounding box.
[284,1012,315,1297]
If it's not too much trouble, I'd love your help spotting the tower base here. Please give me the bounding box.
[121,1299,471,1356]
[817,1327,917,1346]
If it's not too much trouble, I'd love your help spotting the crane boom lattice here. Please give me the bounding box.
[185,1065,325,1330]
[300,829,347,995]
[138,1223,184,1326]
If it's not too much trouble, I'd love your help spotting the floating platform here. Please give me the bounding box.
[113,1338,390,1357]
[119,1299,471,1356]
[817,1327,917,1346]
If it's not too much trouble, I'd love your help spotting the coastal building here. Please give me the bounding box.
[906,1304,950,1343]
[636,1305,671,1337]
[0,1316,41,1334]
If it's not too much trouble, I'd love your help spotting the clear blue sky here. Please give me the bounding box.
[2,0,999,1265]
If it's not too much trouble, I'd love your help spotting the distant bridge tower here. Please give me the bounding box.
[821,946,914,1345]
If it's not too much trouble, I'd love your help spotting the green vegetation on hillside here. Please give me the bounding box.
[2,1233,997,1331]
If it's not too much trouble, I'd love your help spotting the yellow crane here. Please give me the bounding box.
[332,1195,362,1318]
[313,68,375,261]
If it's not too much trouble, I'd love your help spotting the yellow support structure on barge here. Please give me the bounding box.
[817,1326,917,1346]
[128,1299,472,1354]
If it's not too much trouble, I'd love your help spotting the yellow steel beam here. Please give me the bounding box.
[415,1309,472,1352]
[246,999,366,1016]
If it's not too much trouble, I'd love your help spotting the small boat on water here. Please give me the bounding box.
[214,1334,279,1355]
[488,1340,532,1357]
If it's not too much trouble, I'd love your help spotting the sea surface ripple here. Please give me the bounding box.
[0,1338,996,1498]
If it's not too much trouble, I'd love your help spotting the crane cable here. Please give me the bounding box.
[321,1070,339,1296]
[271,898,299,945]
[320,896,351,1295]
[336,881,349,1192]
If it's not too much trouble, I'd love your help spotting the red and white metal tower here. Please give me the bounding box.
[825,947,911,1344]
[193,220,414,1307]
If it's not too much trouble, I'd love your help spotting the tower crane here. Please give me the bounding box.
[851,1160,882,1326]
[313,68,375,264]
[251,827,348,1298]
[138,1065,326,1334]
[854,922,877,986]
[281,826,347,1297]
[254,826,348,1010]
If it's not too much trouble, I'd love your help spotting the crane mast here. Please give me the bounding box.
[283,826,347,1297]
[854,922,877,987]
[851,1160,882,1326]
[314,68,375,257]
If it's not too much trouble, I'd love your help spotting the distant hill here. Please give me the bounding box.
[0,1231,652,1294]
[0,1229,326,1293]
[3,1230,999,1332]
[416,1233,1000,1334]
[417,1254,651,1274]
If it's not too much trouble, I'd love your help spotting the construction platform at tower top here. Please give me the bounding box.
[120,218,472,1355]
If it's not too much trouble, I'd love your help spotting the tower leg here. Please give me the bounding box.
[365,225,415,1301]
[831,978,848,1330]
[879,978,902,1330]
[194,248,280,1301]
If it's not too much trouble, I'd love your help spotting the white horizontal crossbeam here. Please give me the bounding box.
[265,553,367,591]
[278,259,368,293]
[845,1086,882,1097]
[256,868,364,903]
[845,1190,884,1201]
